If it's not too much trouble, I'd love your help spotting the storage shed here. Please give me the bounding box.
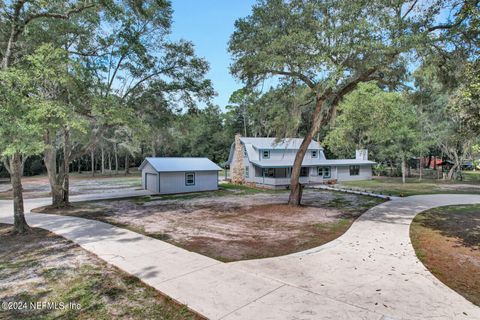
[139,157,222,194]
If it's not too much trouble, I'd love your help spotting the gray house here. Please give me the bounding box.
[139,157,222,194]
[225,136,375,188]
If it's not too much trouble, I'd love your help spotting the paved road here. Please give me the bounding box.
[1,193,479,319]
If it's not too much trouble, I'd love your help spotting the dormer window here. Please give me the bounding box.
[262,150,270,159]
[311,150,318,158]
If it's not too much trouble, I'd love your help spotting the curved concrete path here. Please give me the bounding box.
[1,193,479,319]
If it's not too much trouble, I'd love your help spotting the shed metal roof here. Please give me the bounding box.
[139,157,222,172]
[240,137,321,150]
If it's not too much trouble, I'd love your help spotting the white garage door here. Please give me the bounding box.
[145,173,158,192]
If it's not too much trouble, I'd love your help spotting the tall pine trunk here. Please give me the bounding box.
[10,154,29,233]
[419,155,423,181]
[108,152,112,172]
[91,148,95,177]
[124,153,130,176]
[101,145,105,175]
[401,155,406,184]
[114,143,119,175]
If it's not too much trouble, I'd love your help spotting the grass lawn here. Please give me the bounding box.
[0,224,203,320]
[34,186,385,262]
[410,204,480,306]
[339,176,480,197]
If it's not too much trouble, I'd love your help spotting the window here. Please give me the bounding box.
[349,165,360,176]
[185,172,195,185]
[245,166,249,178]
[262,150,270,159]
[244,146,247,157]
[263,168,275,177]
[311,150,318,158]
[300,167,309,177]
[317,166,331,178]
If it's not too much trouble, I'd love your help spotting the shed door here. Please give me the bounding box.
[145,173,158,192]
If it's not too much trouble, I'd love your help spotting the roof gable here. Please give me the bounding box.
[140,157,222,172]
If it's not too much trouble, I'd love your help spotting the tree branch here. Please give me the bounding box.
[264,69,316,90]
[23,4,96,26]
[402,0,418,20]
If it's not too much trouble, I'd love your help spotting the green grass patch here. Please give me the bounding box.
[340,176,480,197]
[315,218,351,232]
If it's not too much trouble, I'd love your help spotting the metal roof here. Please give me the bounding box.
[250,159,376,168]
[240,137,322,150]
[139,157,222,172]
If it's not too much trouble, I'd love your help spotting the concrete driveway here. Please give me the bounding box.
[1,192,479,319]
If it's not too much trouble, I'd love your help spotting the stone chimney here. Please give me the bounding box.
[231,134,246,184]
[356,149,368,161]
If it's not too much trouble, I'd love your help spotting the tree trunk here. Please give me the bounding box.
[288,97,324,206]
[61,130,71,206]
[419,156,423,181]
[91,148,95,177]
[447,164,457,180]
[78,158,82,173]
[44,130,71,208]
[9,153,29,233]
[124,153,130,176]
[114,144,118,175]
[101,145,105,175]
[151,140,156,157]
[427,155,432,169]
[401,155,406,184]
[108,152,112,173]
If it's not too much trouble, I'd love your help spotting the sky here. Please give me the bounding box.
[168,0,256,108]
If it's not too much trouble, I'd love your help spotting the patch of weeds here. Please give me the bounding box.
[326,197,352,208]
[147,232,171,241]
[315,218,351,232]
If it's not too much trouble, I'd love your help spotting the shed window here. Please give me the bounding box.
[245,166,249,178]
[317,166,331,178]
[349,165,360,176]
[185,172,195,185]
[311,150,318,158]
[262,150,270,159]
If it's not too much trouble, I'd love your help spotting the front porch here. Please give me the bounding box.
[253,166,329,187]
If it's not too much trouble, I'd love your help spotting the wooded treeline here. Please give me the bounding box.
[1,0,479,232]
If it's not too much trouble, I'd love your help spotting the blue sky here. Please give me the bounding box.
[169,0,256,108]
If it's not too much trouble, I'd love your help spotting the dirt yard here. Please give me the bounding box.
[410,204,480,306]
[0,173,141,200]
[35,188,384,262]
[0,224,202,320]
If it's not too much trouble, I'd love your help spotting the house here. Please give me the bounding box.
[139,157,222,194]
[225,135,375,188]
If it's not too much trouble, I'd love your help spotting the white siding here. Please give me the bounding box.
[336,165,373,181]
[256,149,325,162]
[159,171,218,195]
[141,163,158,192]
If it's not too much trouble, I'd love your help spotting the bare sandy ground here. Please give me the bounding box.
[41,190,383,261]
